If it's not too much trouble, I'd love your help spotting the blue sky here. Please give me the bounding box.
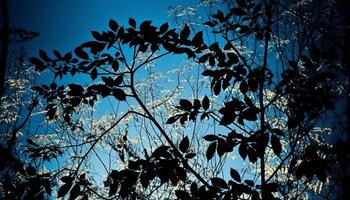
[8,0,196,55]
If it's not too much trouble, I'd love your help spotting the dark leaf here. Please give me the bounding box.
[192,31,203,47]
[91,31,103,41]
[140,20,152,30]
[220,112,236,125]
[179,99,192,111]
[206,142,217,160]
[113,88,126,101]
[211,177,228,189]
[29,57,43,66]
[266,182,279,192]
[26,165,36,176]
[202,95,210,110]
[63,52,72,62]
[271,128,284,136]
[199,54,210,63]
[244,180,254,187]
[230,168,241,182]
[69,184,80,200]
[60,176,74,183]
[159,22,169,34]
[230,8,247,16]
[27,139,37,146]
[90,68,98,80]
[203,134,220,141]
[204,21,216,27]
[175,167,187,182]
[114,75,123,86]
[129,18,136,28]
[109,19,119,32]
[74,47,89,60]
[271,134,282,156]
[239,81,248,94]
[180,25,190,40]
[166,114,181,124]
[242,108,258,121]
[213,79,221,95]
[57,182,73,198]
[175,190,191,200]
[179,136,190,153]
[39,49,50,61]
[53,50,62,59]
[109,183,118,197]
[185,152,196,159]
[239,143,247,159]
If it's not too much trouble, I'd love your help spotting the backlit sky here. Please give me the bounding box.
[8,0,196,56]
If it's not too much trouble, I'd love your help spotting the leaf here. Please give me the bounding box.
[63,52,72,62]
[179,136,190,153]
[271,134,282,156]
[69,184,80,200]
[180,25,190,40]
[202,95,210,110]
[244,180,254,187]
[179,99,192,111]
[140,20,152,30]
[109,19,119,32]
[211,177,228,189]
[39,49,50,61]
[74,47,89,60]
[57,182,73,198]
[204,21,216,27]
[159,22,169,34]
[68,84,84,96]
[175,190,191,200]
[60,176,74,183]
[166,114,181,124]
[90,68,98,80]
[272,128,284,136]
[239,81,248,94]
[102,76,114,87]
[175,167,187,182]
[129,18,136,28]
[114,75,123,86]
[185,152,196,159]
[220,112,236,125]
[113,88,126,101]
[242,107,258,121]
[108,183,118,197]
[26,165,36,176]
[213,79,221,95]
[91,31,103,41]
[199,54,210,63]
[53,50,62,59]
[230,8,247,16]
[29,57,43,66]
[193,99,201,111]
[212,10,225,22]
[26,139,37,146]
[203,134,220,141]
[206,142,217,160]
[230,168,241,182]
[216,138,227,157]
[239,143,247,159]
[192,31,203,47]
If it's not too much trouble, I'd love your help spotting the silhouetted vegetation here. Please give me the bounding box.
[1,0,349,199]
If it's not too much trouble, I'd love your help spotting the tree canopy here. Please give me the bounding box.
[1,0,349,199]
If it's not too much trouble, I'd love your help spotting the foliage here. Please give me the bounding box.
[1,0,348,199]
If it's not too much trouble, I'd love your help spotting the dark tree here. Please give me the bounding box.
[1,0,348,199]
